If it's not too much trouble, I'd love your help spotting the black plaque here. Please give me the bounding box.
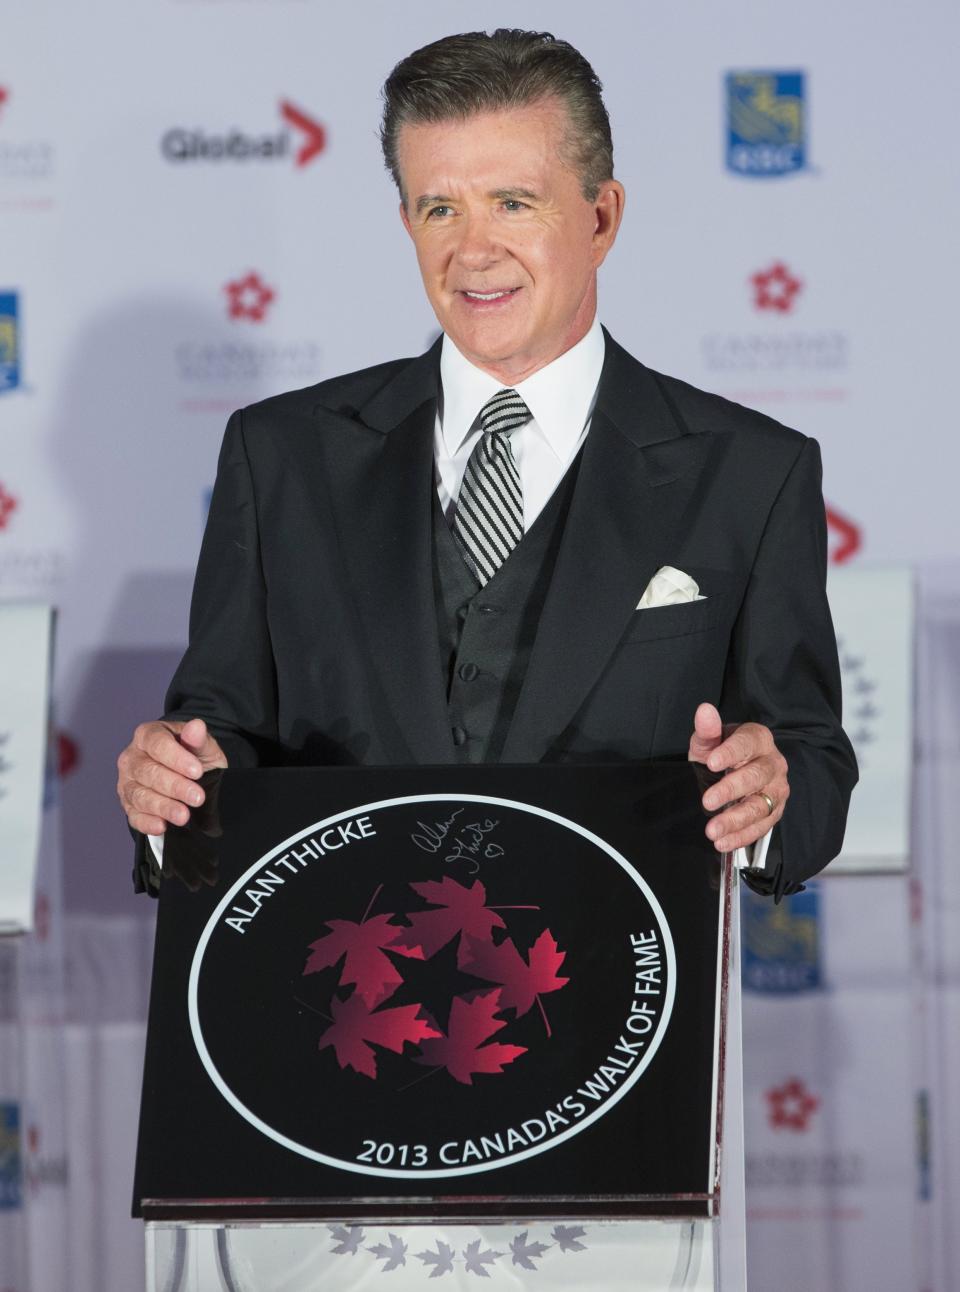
[134,762,730,1219]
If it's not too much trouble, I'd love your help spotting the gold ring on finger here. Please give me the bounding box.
[758,792,776,816]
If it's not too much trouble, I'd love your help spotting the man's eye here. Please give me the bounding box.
[427,205,453,219]
[502,200,529,212]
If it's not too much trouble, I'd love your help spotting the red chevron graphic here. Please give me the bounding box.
[280,100,327,168]
[825,505,862,564]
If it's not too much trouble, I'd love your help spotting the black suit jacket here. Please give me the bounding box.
[141,330,856,899]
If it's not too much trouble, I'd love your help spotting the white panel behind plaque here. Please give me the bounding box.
[0,603,54,932]
[827,568,913,873]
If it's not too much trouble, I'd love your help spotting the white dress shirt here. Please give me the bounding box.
[435,314,604,528]
[151,315,768,872]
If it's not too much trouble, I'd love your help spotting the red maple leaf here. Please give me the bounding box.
[318,993,439,1079]
[461,930,569,1030]
[416,989,526,1085]
[304,913,422,1008]
[392,878,506,960]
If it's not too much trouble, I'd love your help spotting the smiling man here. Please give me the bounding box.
[118,29,856,899]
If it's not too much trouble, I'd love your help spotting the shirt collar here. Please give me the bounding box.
[439,315,605,461]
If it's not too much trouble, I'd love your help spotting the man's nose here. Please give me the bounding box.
[453,214,502,270]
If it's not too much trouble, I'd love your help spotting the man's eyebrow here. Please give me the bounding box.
[414,194,454,214]
[490,187,539,202]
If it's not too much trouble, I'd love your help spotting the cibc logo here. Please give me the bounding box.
[726,71,808,178]
[162,100,326,168]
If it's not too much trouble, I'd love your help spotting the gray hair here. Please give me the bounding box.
[380,29,614,202]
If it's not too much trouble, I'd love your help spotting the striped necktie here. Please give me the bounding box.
[452,388,531,585]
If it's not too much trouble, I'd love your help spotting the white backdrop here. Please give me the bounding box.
[2,2,958,1289]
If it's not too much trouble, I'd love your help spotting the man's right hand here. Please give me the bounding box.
[117,718,228,836]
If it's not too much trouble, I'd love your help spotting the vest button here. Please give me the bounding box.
[451,725,468,747]
[476,604,501,615]
[458,662,479,682]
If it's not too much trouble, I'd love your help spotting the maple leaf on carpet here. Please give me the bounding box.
[509,1230,551,1269]
[327,1224,364,1255]
[416,1239,456,1277]
[392,878,505,960]
[551,1224,587,1252]
[318,993,439,1079]
[368,1233,407,1271]
[303,912,423,1008]
[462,1239,503,1277]
[461,929,569,1020]
[416,989,526,1085]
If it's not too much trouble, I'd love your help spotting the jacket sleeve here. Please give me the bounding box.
[721,436,858,899]
[133,410,281,895]
[163,409,281,766]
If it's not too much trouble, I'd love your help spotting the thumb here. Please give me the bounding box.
[688,702,723,763]
[178,717,210,751]
[177,718,228,772]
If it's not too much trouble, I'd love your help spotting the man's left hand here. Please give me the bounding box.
[688,702,789,852]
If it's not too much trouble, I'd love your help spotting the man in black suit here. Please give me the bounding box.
[117,30,856,900]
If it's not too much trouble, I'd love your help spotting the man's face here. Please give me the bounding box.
[397,99,624,383]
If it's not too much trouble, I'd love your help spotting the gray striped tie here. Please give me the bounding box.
[452,388,530,585]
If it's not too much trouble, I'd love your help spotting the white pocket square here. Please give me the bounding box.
[636,565,706,610]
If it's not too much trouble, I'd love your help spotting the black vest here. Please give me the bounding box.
[432,457,581,763]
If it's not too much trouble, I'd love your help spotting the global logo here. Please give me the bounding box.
[189,794,675,1178]
[162,100,326,168]
[726,71,807,177]
[826,505,862,564]
[0,292,22,393]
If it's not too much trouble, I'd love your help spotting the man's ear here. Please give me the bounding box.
[399,198,413,238]
[591,180,625,268]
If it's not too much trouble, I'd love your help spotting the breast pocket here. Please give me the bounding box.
[619,595,728,644]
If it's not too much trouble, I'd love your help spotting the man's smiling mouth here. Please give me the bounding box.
[461,287,521,301]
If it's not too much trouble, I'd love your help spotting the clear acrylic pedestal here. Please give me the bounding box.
[146,1216,719,1290]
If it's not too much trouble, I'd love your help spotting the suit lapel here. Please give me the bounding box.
[501,335,709,762]
[320,342,456,765]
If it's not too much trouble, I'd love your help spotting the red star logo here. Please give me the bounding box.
[825,504,862,564]
[0,482,18,530]
[57,730,80,778]
[751,261,803,313]
[224,271,276,323]
[766,1077,820,1131]
[279,100,327,168]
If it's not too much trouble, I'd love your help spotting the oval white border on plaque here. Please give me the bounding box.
[187,793,677,1179]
